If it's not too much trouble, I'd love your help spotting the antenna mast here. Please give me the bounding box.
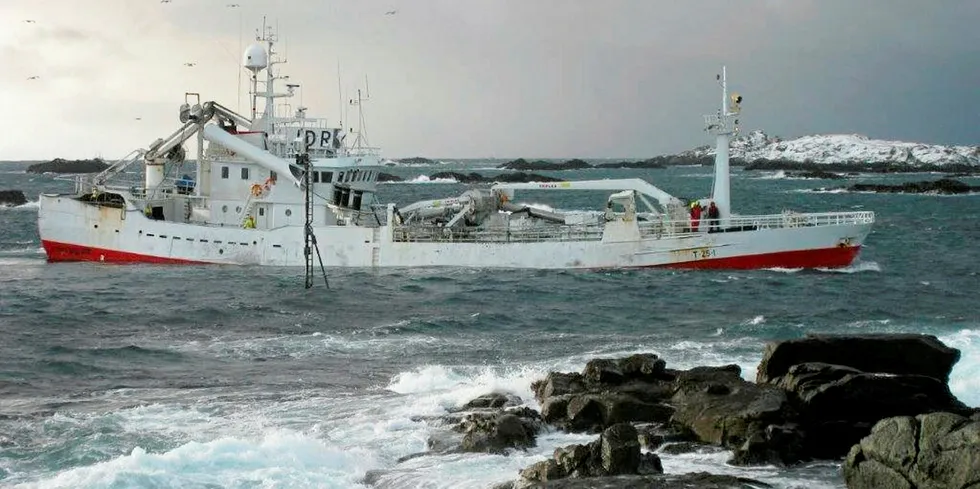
[704,66,740,225]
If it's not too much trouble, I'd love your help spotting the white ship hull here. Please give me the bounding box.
[39,194,873,269]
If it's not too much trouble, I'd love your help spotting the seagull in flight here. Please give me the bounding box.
[24,19,36,23]
[160,0,171,3]
[184,62,196,67]
[135,117,142,121]
[227,3,239,6]
[385,10,398,15]
[27,76,39,80]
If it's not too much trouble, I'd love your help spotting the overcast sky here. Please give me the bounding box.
[1,0,977,160]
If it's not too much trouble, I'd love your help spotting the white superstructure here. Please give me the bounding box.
[38,28,874,270]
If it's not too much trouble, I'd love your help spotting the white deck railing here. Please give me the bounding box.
[393,211,874,244]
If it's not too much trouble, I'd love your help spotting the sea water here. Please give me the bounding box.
[1,162,978,488]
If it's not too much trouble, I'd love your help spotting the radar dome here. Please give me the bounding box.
[243,44,267,72]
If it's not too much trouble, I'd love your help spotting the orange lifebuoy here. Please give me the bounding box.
[250,184,262,197]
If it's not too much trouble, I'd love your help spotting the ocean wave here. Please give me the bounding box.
[388,175,460,184]
[939,329,980,407]
[0,200,39,211]
[816,260,881,273]
[11,430,378,489]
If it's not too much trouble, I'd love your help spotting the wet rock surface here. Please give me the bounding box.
[843,412,980,489]
[403,334,968,488]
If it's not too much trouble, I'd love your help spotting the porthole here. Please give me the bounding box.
[219,249,224,254]
[222,205,228,213]
[285,209,292,216]
[235,206,241,213]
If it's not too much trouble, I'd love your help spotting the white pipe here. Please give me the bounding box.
[202,124,301,187]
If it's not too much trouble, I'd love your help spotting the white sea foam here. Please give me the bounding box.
[14,430,377,489]
[743,315,766,326]
[0,200,39,211]
[939,329,980,407]
[399,175,460,184]
[817,260,881,274]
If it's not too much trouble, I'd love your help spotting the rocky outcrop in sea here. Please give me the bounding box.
[26,158,108,174]
[387,333,969,488]
[0,190,28,207]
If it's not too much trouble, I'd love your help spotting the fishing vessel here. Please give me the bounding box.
[38,27,874,269]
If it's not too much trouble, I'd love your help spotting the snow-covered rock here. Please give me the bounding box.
[684,130,979,167]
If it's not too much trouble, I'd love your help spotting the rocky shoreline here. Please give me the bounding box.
[810,178,980,195]
[371,334,973,488]
[377,171,562,184]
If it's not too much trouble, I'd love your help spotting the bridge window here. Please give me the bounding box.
[221,166,229,179]
[258,208,265,216]
[323,171,333,183]
[338,172,345,182]
[241,167,249,179]
[313,172,320,183]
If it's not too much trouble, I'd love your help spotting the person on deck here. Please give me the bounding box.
[690,202,702,232]
[707,201,720,231]
[244,215,256,229]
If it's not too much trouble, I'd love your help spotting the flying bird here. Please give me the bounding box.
[135,117,142,121]
[385,10,397,15]
[24,19,36,23]
[27,76,39,80]
[227,3,239,6]
[184,62,196,67]
[160,0,171,3]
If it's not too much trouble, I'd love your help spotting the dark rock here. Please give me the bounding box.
[26,158,108,174]
[0,190,28,207]
[635,423,697,451]
[843,412,980,489]
[846,178,978,194]
[658,441,719,455]
[594,159,666,169]
[531,372,586,403]
[788,367,968,458]
[583,358,626,386]
[561,393,674,433]
[458,411,541,454]
[617,354,668,381]
[515,472,770,488]
[757,334,960,384]
[519,423,659,487]
[376,172,403,182]
[397,156,435,164]
[460,392,522,410]
[499,158,591,171]
[791,170,844,179]
[599,423,642,475]
[670,364,795,459]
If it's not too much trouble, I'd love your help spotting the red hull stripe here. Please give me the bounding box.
[661,245,861,270]
[41,240,208,264]
[42,239,861,270]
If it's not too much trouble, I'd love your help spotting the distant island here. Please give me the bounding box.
[377,171,561,184]
[27,158,108,174]
[397,157,437,165]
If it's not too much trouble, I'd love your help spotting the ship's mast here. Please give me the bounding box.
[705,66,739,222]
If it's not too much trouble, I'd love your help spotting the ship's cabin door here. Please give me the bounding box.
[256,204,270,229]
